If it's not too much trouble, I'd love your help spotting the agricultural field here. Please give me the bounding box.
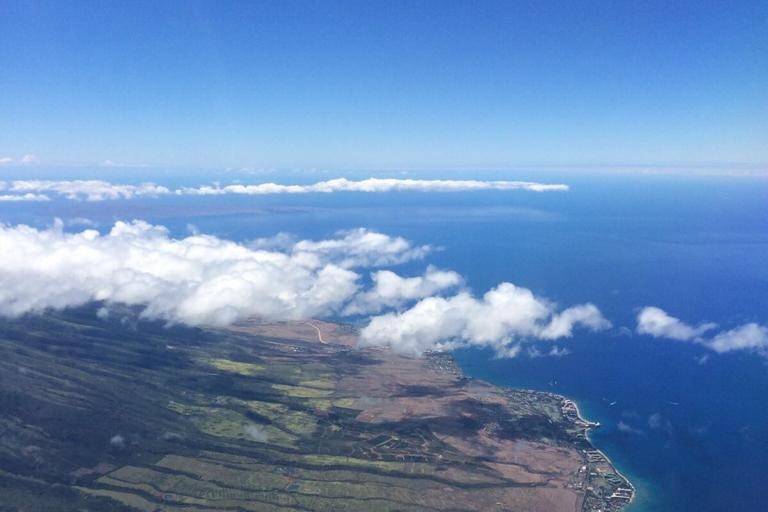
[0,306,630,511]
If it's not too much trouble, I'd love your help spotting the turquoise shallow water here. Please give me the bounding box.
[1,171,767,510]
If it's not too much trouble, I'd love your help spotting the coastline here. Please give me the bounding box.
[570,397,637,508]
[446,349,636,512]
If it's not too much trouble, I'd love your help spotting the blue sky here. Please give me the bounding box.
[1,0,766,170]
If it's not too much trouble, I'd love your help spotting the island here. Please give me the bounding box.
[0,307,633,511]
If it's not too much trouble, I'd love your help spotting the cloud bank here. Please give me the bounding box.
[0,180,170,201]
[0,221,429,325]
[0,220,606,357]
[178,178,569,196]
[0,177,568,202]
[636,306,768,356]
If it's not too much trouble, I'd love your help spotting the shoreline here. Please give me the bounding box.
[570,397,637,507]
[443,350,636,511]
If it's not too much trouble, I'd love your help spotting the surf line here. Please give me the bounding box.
[574,399,637,506]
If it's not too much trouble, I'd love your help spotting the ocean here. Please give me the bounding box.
[1,170,766,510]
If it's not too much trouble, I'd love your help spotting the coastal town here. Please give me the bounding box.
[561,399,636,511]
[424,351,636,512]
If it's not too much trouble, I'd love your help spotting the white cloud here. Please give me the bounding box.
[6,180,170,201]
[20,154,39,165]
[179,182,308,195]
[636,307,768,357]
[540,303,611,339]
[548,345,572,357]
[0,221,428,325]
[636,306,716,341]
[0,193,50,202]
[708,323,768,354]
[66,217,97,227]
[0,219,610,359]
[0,177,569,202]
[527,345,572,358]
[291,228,431,269]
[0,157,13,165]
[0,220,443,328]
[359,283,610,356]
[178,177,569,195]
[343,266,462,315]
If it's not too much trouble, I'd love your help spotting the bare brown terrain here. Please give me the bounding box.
[230,319,634,512]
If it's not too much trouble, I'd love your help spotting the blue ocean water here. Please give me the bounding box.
[1,171,766,510]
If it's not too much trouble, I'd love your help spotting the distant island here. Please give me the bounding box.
[0,307,633,511]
